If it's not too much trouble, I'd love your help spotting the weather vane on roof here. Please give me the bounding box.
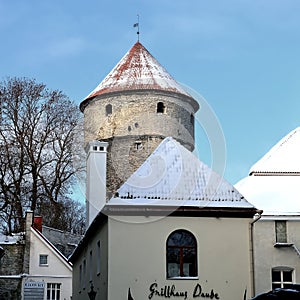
[133,14,140,42]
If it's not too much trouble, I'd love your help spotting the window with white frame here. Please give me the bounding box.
[272,267,294,289]
[275,220,287,243]
[166,229,197,278]
[47,283,61,300]
[39,254,48,266]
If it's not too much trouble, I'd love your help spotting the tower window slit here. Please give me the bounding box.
[157,102,166,113]
[190,113,194,124]
[106,104,112,116]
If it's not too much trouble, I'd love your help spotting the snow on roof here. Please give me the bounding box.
[0,233,24,244]
[236,175,300,214]
[250,127,300,174]
[84,42,192,101]
[108,137,255,209]
[235,127,300,214]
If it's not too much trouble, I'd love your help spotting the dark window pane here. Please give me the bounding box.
[167,231,196,247]
[183,248,196,261]
[167,248,180,263]
[272,270,281,282]
[283,270,292,282]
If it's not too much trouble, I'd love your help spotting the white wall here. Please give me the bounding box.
[72,214,254,300]
[107,216,253,300]
[27,228,72,300]
[253,217,300,294]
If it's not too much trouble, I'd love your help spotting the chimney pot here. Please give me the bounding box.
[33,216,43,232]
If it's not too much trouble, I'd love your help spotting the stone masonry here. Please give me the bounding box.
[0,242,24,300]
[83,90,199,196]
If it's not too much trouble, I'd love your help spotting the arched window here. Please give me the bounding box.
[106,104,112,116]
[157,102,166,113]
[166,230,197,278]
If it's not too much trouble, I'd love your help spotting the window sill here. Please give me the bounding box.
[274,243,293,248]
[39,264,49,267]
[167,277,199,280]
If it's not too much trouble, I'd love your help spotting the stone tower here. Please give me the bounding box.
[80,42,199,197]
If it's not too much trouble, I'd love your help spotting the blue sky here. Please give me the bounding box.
[1,0,300,186]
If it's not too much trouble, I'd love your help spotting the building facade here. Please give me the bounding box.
[0,211,76,300]
[23,211,73,300]
[71,213,257,300]
[236,127,300,295]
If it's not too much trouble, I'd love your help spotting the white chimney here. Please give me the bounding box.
[85,140,108,227]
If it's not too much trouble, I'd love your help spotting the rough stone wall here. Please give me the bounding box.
[83,90,197,149]
[83,90,198,195]
[0,278,22,300]
[0,243,24,300]
[0,244,24,275]
[105,135,164,197]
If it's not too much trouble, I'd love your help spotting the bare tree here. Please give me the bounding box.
[0,77,85,233]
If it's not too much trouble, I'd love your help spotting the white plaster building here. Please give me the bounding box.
[70,138,259,300]
[0,211,73,300]
[23,211,73,300]
[236,127,300,295]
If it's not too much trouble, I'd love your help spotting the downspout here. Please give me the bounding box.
[249,210,263,298]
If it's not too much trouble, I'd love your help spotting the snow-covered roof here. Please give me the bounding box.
[250,127,300,174]
[236,175,300,214]
[235,127,300,214]
[82,42,193,103]
[0,233,24,244]
[108,137,255,210]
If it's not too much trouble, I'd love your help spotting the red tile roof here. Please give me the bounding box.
[81,42,193,110]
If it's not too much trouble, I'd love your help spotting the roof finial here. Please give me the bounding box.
[133,14,140,42]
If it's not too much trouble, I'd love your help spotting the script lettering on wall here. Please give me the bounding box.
[148,283,220,299]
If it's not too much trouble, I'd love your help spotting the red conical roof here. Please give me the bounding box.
[82,42,193,107]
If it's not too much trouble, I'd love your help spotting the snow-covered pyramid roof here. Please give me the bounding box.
[108,137,255,210]
[235,127,300,214]
[82,42,193,104]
